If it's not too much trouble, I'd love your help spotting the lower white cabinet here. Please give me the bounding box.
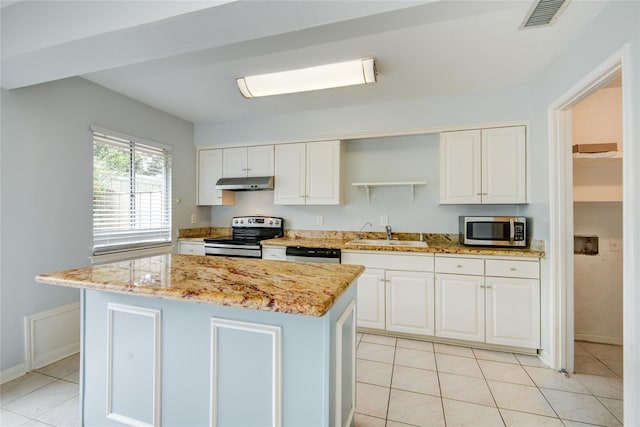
[355,268,386,330]
[178,241,205,255]
[435,255,540,349]
[435,274,484,341]
[341,251,434,333]
[261,246,286,261]
[386,270,434,335]
[485,276,540,348]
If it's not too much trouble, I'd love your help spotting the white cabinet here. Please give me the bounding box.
[274,141,341,205]
[341,251,434,333]
[223,145,274,178]
[197,149,235,206]
[440,126,526,204]
[435,274,485,342]
[178,241,205,255]
[355,268,386,330]
[485,258,540,348]
[261,246,286,261]
[435,255,540,348]
[386,270,435,335]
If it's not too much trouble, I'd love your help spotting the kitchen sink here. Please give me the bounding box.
[347,239,428,247]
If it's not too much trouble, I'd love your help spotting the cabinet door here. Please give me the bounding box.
[179,242,205,255]
[247,145,274,177]
[485,277,540,348]
[274,143,306,205]
[356,268,385,330]
[385,270,434,335]
[222,147,248,177]
[440,130,482,204]
[481,126,526,204]
[306,140,341,205]
[261,246,286,261]
[435,274,484,342]
[198,149,235,206]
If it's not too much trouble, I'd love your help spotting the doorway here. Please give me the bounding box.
[570,74,623,378]
[547,45,636,422]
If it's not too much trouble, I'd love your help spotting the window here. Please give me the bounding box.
[92,126,172,255]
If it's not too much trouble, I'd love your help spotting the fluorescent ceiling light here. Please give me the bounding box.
[236,58,377,98]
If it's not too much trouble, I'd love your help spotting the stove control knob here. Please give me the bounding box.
[268,219,274,224]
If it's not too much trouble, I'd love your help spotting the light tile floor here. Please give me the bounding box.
[355,334,624,427]
[1,354,80,427]
[0,338,624,426]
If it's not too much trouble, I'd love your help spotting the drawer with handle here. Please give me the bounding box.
[485,259,539,279]
[435,256,484,275]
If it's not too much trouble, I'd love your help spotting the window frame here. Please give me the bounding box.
[91,125,172,258]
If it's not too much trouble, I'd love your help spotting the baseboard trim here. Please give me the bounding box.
[1,363,29,385]
[539,349,553,369]
[575,333,623,346]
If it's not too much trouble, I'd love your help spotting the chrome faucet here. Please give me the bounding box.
[385,225,393,241]
[357,222,373,240]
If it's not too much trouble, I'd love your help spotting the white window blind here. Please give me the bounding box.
[92,126,172,255]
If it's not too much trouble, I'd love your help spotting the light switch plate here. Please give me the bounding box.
[380,215,389,226]
[316,215,324,226]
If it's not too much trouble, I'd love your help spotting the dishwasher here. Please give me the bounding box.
[285,247,341,263]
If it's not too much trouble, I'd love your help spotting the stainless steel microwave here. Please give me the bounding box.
[460,216,528,247]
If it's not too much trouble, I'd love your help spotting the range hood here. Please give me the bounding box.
[215,176,274,191]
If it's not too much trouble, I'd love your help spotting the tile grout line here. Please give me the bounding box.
[473,350,507,427]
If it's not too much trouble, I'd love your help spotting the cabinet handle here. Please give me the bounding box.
[510,267,517,271]
[485,285,493,289]
[456,264,463,268]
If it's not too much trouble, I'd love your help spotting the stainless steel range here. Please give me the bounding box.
[204,216,284,258]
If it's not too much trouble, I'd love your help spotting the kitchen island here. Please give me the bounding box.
[36,254,364,427]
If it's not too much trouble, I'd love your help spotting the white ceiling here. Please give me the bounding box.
[0,0,608,124]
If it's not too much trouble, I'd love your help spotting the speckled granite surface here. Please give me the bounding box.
[261,231,545,258]
[35,254,364,317]
[177,227,230,239]
[177,228,545,257]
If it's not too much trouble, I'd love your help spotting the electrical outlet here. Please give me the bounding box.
[191,214,197,224]
[380,215,389,226]
[316,215,324,226]
[609,239,620,252]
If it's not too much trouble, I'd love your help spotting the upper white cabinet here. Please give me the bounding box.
[197,149,235,206]
[223,145,274,178]
[440,126,527,204]
[274,140,341,205]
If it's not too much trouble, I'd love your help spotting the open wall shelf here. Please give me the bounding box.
[352,181,427,202]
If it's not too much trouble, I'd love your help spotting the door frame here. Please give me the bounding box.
[547,43,637,421]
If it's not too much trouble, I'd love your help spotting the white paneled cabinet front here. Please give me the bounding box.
[198,149,235,206]
[354,268,386,330]
[274,143,306,204]
[178,241,205,255]
[223,145,274,178]
[261,246,286,261]
[306,141,341,205]
[386,270,435,335]
[434,274,485,342]
[440,125,526,204]
[341,251,433,333]
[274,140,341,205]
[485,276,540,348]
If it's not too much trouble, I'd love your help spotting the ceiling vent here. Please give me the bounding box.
[521,0,571,29]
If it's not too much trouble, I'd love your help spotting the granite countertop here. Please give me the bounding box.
[261,236,545,258]
[35,254,364,317]
[177,228,545,258]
